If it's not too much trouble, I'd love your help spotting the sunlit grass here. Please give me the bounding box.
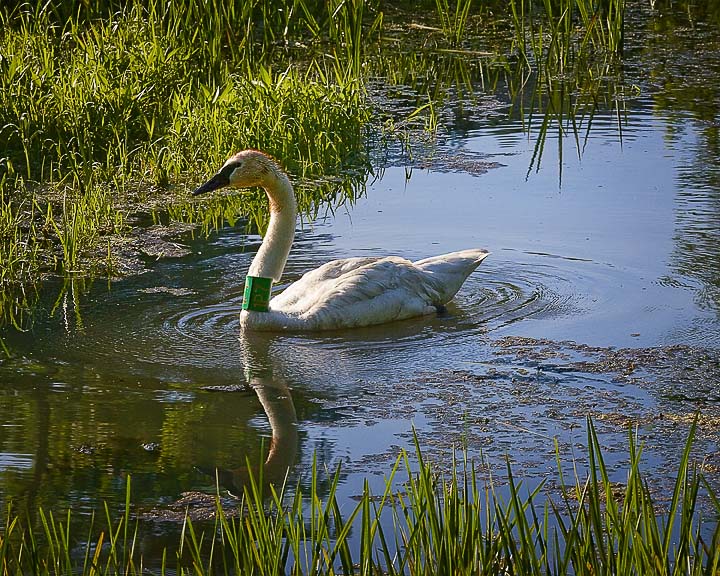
[0,0,376,291]
[1,421,718,574]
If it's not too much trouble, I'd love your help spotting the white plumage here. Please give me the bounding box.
[193,150,489,331]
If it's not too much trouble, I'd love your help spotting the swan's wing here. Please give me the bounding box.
[271,257,382,308]
[270,256,445,328]
[254,250,490,330]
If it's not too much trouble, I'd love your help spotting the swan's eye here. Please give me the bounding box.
[218,161,241,182]
[229,165,243,183]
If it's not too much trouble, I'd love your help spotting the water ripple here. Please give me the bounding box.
[464,261,581,330]
[171,303,241,341]
[30,254,620,389]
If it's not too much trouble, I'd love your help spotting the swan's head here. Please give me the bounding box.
[193,150,280,196]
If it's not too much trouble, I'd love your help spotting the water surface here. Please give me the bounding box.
[1,2,720,557]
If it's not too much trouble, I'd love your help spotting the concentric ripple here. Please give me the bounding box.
[459,260,581,329]
[12,248,651,393]
[171,302,242,342]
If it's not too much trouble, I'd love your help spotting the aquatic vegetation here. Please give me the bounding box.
[0,0,637,318]
[510,0,626,67]
[0,422,718,574]
[366,0,633,181]
[0,0,376,292]
[434,0,475,46]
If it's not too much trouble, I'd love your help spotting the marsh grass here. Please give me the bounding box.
[510,0,626,67]
[434,0,474,46]
[0,0,377,293]
[505,0,629,183]
[1,421,718,575]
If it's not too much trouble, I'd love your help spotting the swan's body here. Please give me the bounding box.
[193,150,489,331]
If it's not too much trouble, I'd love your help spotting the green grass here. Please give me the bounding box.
[0,0,377,291]
[510,0,626,67]
[1,421,718,575]
[434,0,475,46]
[0,0,632,281]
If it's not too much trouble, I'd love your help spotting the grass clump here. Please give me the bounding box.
[0,0,377,293]
[1,421,718,574]
[434,0,475,46]
[510,0,626,67]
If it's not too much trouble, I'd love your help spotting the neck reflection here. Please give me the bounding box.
[214,331,298,497]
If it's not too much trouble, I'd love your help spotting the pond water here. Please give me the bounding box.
[1,2,720,562]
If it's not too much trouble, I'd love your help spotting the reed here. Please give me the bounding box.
[0,422,718,574]
[435,0,474,46]
[510,0,626,66]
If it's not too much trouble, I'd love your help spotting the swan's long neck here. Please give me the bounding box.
[255,383,298,469]
[247,170,297,283]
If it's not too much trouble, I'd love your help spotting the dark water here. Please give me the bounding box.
[2,2,720,559]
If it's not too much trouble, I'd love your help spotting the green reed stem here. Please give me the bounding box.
[0,421,718,574]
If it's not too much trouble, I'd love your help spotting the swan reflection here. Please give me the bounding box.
[212,331,298,497]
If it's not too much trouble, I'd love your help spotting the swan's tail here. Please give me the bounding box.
[413,249,490,269]
[413,249,490,305]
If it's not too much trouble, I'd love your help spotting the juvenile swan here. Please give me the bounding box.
[193,150,490,331]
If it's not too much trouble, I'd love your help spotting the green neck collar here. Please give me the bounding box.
[242,276,273,312]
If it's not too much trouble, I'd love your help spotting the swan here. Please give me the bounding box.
[193,149,490,331]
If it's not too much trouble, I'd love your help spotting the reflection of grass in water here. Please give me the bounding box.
[368,1,631,181]
[507,0,629,183]
[1,422,718,573]
[508,61,635,185]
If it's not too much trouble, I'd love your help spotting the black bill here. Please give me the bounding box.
[192,171,230,195]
